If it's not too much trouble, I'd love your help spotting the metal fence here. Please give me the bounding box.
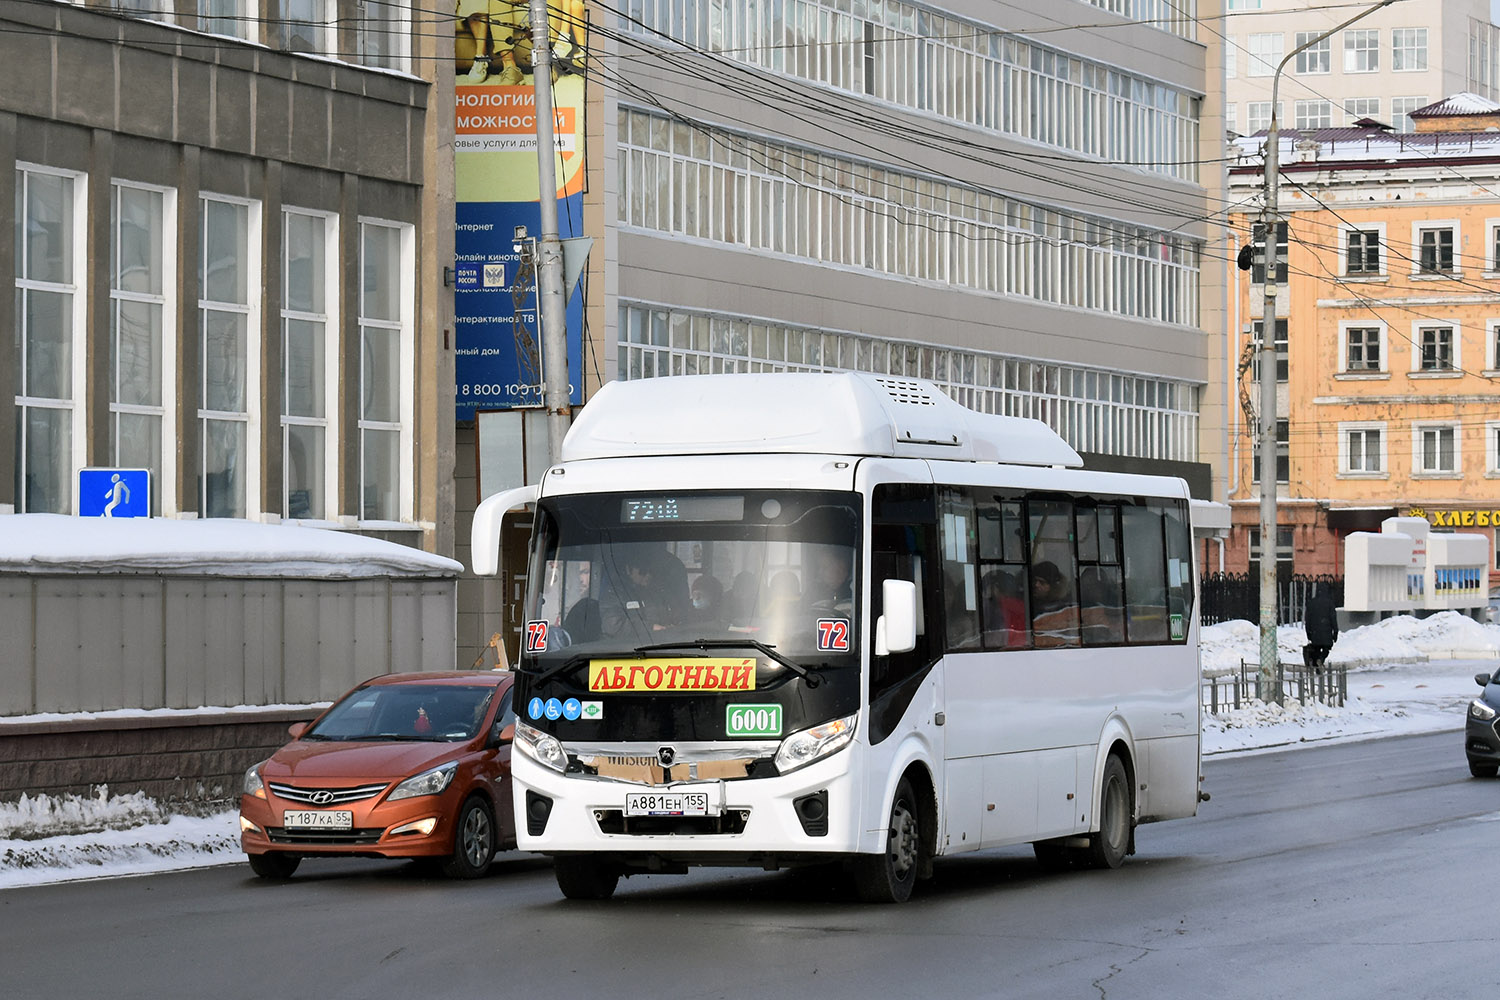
[1200,573,1344,627]
[1201,659,1348,713]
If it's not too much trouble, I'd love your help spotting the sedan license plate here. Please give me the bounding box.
[282,810,353,830]
[624,791,715,817]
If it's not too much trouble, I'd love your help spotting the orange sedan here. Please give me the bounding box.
[239,672,516,879]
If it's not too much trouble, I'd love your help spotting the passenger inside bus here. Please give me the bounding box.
[598,551,678,636]
[982,569,1029,648]
[689,573,724,622]
[1030,560,1080,647]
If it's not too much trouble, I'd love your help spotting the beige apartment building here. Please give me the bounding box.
[1226,95,1500,596]
[1225,0,1499,134]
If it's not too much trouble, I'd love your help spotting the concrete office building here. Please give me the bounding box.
[1224,0,1500,135]
[457,0,1230,666]
[2,0,456,554]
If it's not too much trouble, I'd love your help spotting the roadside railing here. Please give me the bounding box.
[1201,659,1348,713]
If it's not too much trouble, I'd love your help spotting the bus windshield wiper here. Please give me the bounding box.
[634,639,821,687]
[528,653,593,687]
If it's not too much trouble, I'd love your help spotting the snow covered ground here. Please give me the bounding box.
[3,612,1494,891]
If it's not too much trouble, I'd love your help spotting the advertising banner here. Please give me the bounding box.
[454,1,588,419]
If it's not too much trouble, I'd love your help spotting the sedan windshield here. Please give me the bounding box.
[305,684,495,742]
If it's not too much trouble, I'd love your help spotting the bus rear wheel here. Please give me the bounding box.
[1084,755,1133,870]
[852,777,922,903]
[553,855,620,900]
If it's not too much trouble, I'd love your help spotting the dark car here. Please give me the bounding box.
[1466,671,1500,777]
[239,671,516,879]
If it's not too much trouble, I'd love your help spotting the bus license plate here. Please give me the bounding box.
[282,810,353,830]
[624,791,713,817]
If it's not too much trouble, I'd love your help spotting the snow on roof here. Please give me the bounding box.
[1412,92,1500,117]
[0,514,461,579]
[1230,126,1500,170]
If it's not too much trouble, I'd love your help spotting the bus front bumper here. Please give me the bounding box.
[513,750,863,864]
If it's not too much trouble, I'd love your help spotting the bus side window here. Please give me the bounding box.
[1028,498,1081,648]
[939,488,981,652]
[978,498,1030,650]
[1122,506,1169,642]
[870,483,940,746]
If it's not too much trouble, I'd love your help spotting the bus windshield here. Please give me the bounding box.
[524,490,861,661]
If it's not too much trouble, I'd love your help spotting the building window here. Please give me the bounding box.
[1250,419,1289,486]
[1248,33,1284,76]
[1225,38,1236,78]
[1415,424,1458,474]
[113,0,172,17]
[1345,326,1382,371]
[1226,103,1238,135]
[1492,321,1500,370]
[199,0,251,40]
[1341,423,1385,474]
[1418,326,1455,370]
[1491,224,1500,271]
[1486,421,1500,475]
[1251,319,1289,383]
[356,0,409,71]
[1295,100,1332,129]
[1393,28,1428,71]
[1246,102,1281,133]
[1295,33,1330,74]
[1346,229,1381,274]
[199,195,260,519]
[1251,221,1287,284]
[282,210,337,521]
[273,0,330,54]
[1248,527,1295,569]
[111,182,173,517]
[14,165,86,514]
[1228,0,1262,9]
[1392,96,1426,133]
[1417,226,1455,273]
[1345,29,1379,72]
[358,220,413,523]
[1344,98,1380,122]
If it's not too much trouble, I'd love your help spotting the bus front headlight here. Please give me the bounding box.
[515,721,569,773]
[774,713,858,774]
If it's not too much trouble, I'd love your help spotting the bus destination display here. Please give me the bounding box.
[621,496,745,522]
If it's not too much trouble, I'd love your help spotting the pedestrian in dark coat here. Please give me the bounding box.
[1303,583,1339,668]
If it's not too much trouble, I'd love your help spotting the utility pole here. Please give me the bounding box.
[1257,0,1397,701]
[529,0,571,464]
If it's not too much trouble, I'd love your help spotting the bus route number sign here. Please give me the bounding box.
[726,704,782,738]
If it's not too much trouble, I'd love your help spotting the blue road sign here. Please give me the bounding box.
[78,468,150,518]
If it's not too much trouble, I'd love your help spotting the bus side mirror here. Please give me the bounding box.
[875,579,918,656]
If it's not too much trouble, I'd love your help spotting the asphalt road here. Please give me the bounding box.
[3,729,1489,1000]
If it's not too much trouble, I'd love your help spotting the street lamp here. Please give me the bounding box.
[1256,0,1399,700]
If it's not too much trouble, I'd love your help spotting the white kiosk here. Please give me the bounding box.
[1342,516,1489,626]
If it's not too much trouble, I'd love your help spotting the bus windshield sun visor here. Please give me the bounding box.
[634,639,822,687]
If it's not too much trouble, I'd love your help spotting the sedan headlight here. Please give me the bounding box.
[388,761,459,801]
[514,721,568,773]
[774,712,858,774]
[243,761,268,798]
[1470,699,1497,722]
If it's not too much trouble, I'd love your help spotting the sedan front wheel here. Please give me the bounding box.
[442,795,496,879]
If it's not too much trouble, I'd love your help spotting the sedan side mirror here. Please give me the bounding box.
[288,721,309,739]
[1477,673,1492,688]
[489,722,516,748]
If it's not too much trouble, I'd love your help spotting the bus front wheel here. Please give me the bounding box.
[1085,754,1133,870]
[852,776,922,903]
[553,855,620,900]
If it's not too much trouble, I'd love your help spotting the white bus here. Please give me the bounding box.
[472,372,1201,902]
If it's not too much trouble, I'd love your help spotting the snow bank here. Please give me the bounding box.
[1201,611,1500,675]
[0,513,461,579]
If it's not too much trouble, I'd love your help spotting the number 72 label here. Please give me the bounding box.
[525,620,549,652]
[816,618,850,651]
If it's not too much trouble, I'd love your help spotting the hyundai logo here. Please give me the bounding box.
[309,789,336,805]
[657,747,676,768]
